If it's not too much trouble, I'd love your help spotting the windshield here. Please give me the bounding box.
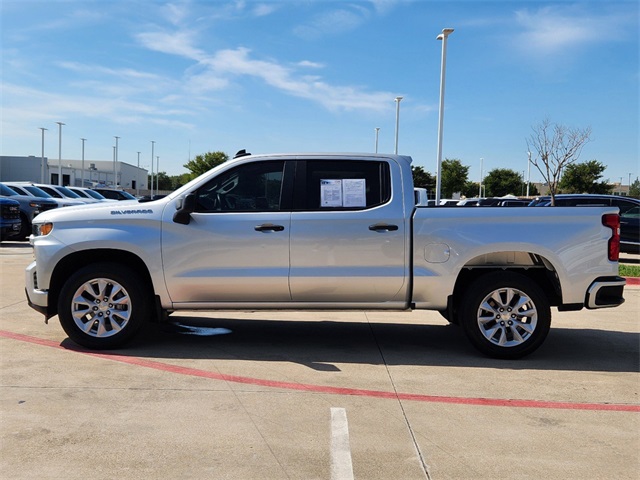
[119,191,136,200]
[84,189,106,200]
[0,184,18,196]
[22,186,53,198]
[57,186,81,198]
[69,188,90,198]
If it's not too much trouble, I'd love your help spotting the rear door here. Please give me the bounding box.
[289,158,408,304]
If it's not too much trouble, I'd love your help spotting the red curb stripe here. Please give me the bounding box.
[2,329,639,413]
[624,276,640,286]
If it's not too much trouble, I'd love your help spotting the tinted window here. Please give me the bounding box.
[611,198,638,215]
[195,161,285,212]
[297,160,390,211]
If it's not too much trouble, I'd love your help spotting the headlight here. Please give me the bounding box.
[33,222,54,237]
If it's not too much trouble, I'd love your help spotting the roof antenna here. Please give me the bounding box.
[234,149,251,159]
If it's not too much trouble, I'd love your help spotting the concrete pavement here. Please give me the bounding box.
[1,242,638,479]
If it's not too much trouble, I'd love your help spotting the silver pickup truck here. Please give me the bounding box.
[25,153,625,358]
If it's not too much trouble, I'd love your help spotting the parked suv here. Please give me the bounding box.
[0,183,58,240]
[4,183,84,208]
[0,197,21,241]
[531,194,640,254]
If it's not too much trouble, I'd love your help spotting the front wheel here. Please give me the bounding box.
[57,263,151,349]
[459,272,551,359]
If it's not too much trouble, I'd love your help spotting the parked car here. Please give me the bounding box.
[457,198,480,206]
[34,184,99,204]
[67,186,116,202]
[0,197,21,241]
[4,182,84,208]
[530,194,640,254]
[0,183,58,240]
[92,188,137,201]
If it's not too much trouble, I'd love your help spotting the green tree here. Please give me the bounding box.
[461,181,479,198]
[483,168,523,197]
[411,166,435,193]
[629,178,640,199]
[440,158,469,198]
[558,160,612,194]
[183,151,229,177]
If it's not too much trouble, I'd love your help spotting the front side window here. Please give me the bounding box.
[296,160,390,211]
[195,161,285,212]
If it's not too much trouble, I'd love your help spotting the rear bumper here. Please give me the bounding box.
[585,276,626,309]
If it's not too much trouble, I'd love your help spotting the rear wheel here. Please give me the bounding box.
[459,272,551,359]
[57,263,151,349]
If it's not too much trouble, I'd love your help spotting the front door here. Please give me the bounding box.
[162,160,291,304]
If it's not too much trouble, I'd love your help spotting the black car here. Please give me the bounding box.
[531,194,640,254]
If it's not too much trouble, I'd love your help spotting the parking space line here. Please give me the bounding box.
[2,329,639,413]
[330,408,354,480]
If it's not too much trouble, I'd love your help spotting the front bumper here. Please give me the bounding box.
[585,276,626,309]
[25,261,51,319]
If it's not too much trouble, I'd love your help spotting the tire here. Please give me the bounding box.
[57,263,151,349]
[459,272,551,359]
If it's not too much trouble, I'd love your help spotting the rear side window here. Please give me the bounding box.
[295,160,391,211]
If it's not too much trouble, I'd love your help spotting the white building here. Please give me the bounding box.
[0,156,149,193]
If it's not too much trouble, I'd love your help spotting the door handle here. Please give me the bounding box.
[255,224,285,232]
[369,224,399,232]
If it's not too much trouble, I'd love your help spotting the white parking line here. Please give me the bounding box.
[330,407,354,480]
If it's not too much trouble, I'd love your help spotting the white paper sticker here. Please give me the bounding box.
[321,179,343,207]
[342,179,366,207]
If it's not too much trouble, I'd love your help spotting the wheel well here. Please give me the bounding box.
[448,253,562,320]
[48,249,154,317]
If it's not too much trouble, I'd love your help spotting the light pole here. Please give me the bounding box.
[374,127,380,153]
[478,157,483,198]
[526,151,532,197]
[150,141,155,196]
[394,97,403,154]
[156,156,160,193]
[137,151,141,196]
[434,28,454,205]
[56,122,65,185]
[114,136,120,188]
[38,127,47,183]
[80,138,86,187]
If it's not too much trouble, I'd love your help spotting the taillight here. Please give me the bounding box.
[602,214,620,261]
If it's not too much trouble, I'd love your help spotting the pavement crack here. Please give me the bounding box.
[365,313,432,480]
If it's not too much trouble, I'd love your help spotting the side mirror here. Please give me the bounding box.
[173,193,196,225]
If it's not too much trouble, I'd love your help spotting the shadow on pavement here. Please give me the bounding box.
[62,316,640,374]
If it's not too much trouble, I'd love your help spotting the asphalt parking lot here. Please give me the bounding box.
[1,242,638,480]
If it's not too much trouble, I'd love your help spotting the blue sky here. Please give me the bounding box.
[1,0,638,185]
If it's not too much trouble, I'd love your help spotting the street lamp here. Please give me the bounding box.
[114,136,120,188]
[56,122,65,185]
[80,138,86,187]
[374,127,380,153]
[434,28,454,205]
[38,127,47,183]
[150,141,155,196]
[394,96,403,154]
[156,156,160,193]
[137,152,141,196]
[526,151,532,197]
[478,157,483,198]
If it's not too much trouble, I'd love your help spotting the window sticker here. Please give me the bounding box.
[320,179,366,207]
[321,179,343,207]
[342,179,366,207]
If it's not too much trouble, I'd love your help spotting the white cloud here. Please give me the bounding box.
[513,5,632,56]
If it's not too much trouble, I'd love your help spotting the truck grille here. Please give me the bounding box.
[39,203,58,213]
[1,203,20,220]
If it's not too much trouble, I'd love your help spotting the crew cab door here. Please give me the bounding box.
[289,158,408,303]
[161,160,292,303]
